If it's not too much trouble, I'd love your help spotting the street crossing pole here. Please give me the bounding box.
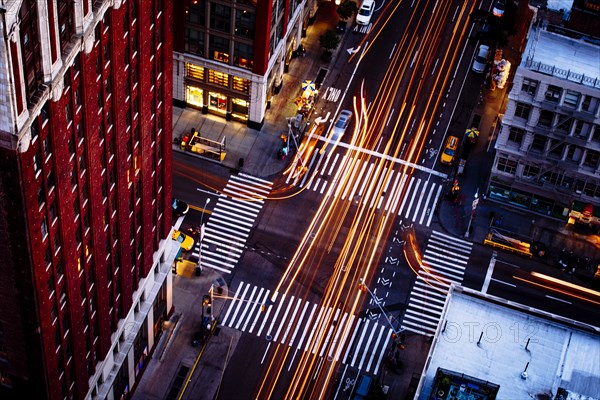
[465,188,479,238]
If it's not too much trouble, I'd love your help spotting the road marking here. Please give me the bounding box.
[481,255,497,294]
[490,278,516,287]
[545,295,572,304]
[248,289,270,334]
[273,296,295,343]
[235,286,257,330]
[351,320,370,367]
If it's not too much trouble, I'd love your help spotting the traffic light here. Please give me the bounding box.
[358,283,367,292]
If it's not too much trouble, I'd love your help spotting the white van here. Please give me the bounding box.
[356,0,375,25]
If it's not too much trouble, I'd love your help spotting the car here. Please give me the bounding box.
[172,230,194,252]
[471,44,490,73]
[172,198,189,216]
[328,109,352,149]
[440,136,459,165]
[492,0,505,17]
[336,20,347,34]
[356,0,375,25]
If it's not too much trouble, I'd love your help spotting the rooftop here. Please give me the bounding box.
[416,287,600,400]
[522,26,600,88]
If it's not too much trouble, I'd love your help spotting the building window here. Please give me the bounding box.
[497,157,517,175]
[38,187,46,206]
[208,70,228,87]
[556,114,572,134]
[232,76,250,93]
[235,9,255,38]
[186,85,203,107]
[233,42,253,70]
[530,134,546,153]
[563,90,580,108]
[232,98,249,117]
[538,110,553,127]
[566,145,583,163]
[43,136,52,158]
[209,35,229,63]
[49,202,57,223]
[522,164,540,178]
[507,126,525,145]
[208,92,227,113]
[210,3,231,32]
[581,95,599,114]
[186,64,204,80]
[514,103,531,120]
[185,28,204,56]
[41,214,49,238]
[548,140,565,158]
[33,153,41,174]
[545,85,561,102]
[583,150,600,169]
[521,78,538,96]
[186,0,206,26]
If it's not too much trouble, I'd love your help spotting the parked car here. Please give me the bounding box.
[440,136,459,165]
[172,230,194,252]
[356,0,375,25]
[172,198,189,216]
[471,44,490,73]
[336,20,347,34]
[492,0,505,17]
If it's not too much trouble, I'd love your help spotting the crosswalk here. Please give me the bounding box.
[401,231,472,336]
[299,154,443,227]
[220,282,393,375]
[201,173,272,274]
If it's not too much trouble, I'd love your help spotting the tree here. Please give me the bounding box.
[319,29,340,61]
[337,0,358,21]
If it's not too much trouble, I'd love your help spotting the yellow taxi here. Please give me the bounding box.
[172,230,194,252]
[440,136,459,165]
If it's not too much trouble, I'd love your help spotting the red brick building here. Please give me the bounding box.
[172,0,317,129]
[0,0,174,399]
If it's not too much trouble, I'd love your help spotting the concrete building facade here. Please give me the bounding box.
[489,23,600,219]
[172,0,317,129]
[0,0,174,399]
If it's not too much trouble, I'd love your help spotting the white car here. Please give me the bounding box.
[356,0,375,25]
[471,44,490,73]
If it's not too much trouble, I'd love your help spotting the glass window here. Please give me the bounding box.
[507,126,525,145]
[556,114,571,133]
[209,35,229,63]
[583,150,600,169]
[235,9,255,38]
[234,42,253,70]
[232,76,250,93]
[185,27,204,56]
[210,3,230,32]
[566,145,583,163]
[538,110,553,127]
[545,85,561,102]
[497,157,517,175]
[521,78,538,96]
[522,164,540,178]
[581,95,599,114]
[563,90,580,108]
[514,102,531,120]
[186,64,204,80]
[530,134,546,153]
[186,0,205,25]
[548,140,565,158]
[208,70,228,87]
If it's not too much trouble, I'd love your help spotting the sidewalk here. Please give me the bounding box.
[171,2,341,180]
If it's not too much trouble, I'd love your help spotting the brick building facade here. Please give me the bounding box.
[0,0,174,399]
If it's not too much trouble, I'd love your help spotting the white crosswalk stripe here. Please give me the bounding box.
[201,173,272,274]
[401,231,473,336]
[322,87,342,102]
[299,156,442,227]
[221,282,392,374]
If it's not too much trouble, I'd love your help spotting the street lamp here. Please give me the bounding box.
[199,197,211,227]
[465,188,479,238]
[358,278,404,336]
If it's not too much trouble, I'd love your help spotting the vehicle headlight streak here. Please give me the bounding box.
[254,0,479,398]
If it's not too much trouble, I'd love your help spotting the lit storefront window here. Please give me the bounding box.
[186,64,204,81]
[232,98,248,120]
[232,76,250,93]
[186,86,204,108]
[208,70,228,87]
[208,92,227,114]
